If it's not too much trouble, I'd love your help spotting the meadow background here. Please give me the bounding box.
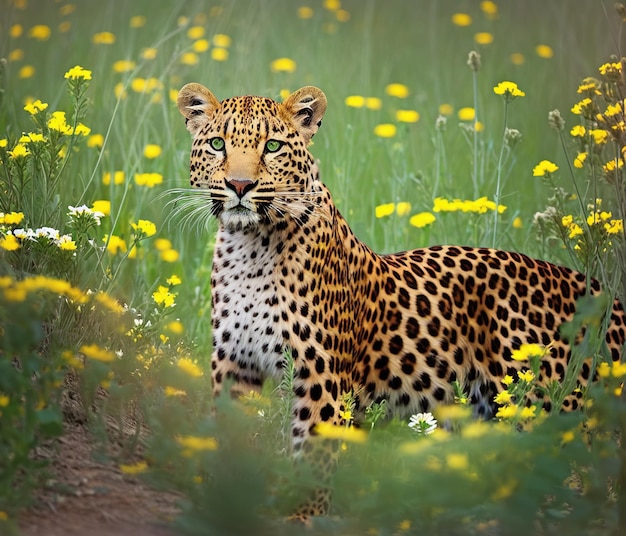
[1,0,626,535]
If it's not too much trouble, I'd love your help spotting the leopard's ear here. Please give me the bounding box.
[281,86,327,143]
[177,83,221,136]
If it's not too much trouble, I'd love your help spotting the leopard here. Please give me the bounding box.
[176,82,626,519]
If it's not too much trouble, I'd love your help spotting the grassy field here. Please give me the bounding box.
[1,0,626,534]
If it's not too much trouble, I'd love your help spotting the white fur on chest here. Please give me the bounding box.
[211,228,287,381]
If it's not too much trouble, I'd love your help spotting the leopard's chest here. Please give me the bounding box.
[210,229,291,381]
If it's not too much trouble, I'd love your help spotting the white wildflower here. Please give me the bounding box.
[408,412,438,434]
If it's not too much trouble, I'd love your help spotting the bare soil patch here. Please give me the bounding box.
[18,420,181,536]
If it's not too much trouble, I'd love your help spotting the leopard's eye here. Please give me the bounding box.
[209,137,225,151]
[264,139,283,153]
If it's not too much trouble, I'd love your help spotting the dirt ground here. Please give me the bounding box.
[17,422,182,536]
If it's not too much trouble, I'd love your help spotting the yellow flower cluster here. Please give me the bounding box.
[432,196,507,214]
[134,172,163,188]
[176,435,218,451]
[314,422,368,443]
[375,202,411,218]
[597,360,626,378]
[176,357,203,378]
[0,274,86,303]
[493,81,526,99]
[80,343,115,363]
[0,212,25,225]
[532,160,558,177]
[131,219,157,238]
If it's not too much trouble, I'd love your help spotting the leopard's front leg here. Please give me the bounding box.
[288,348,347,521]
[210,349,264,399]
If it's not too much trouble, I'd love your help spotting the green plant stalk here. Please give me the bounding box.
[492,99,509,248]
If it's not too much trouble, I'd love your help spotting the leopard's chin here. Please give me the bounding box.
[220,207,260,232]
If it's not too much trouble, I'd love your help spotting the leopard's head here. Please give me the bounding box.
[177,84,327,232]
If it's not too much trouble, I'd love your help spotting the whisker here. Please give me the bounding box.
[162,187,220,234]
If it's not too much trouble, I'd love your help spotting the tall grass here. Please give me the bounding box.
[1,0,626,534]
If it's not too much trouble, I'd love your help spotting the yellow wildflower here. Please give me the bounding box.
[589,129,608,144]
[180,52,199,65]
[270,57,297,73]
[177,358,203,378]
[373,124,396,138]
[28,24,51,40]
[131,219,157,238]
[409,212,436,228]
[64,65,92,80]
[535,44,554,58]
[375,203,395,218]
[134,172,163,187]
[119,460,148,475]
[213,34,232,47]
[80,343,115,363]
[92,200,111,216]
[517,370,535,382]
[1,212,25,225]
[298,6,314,19]
[365,97,382,110]
[143,144,162,159]
[88,134,104,148]
[19,66,35,80]
[314,422,367,443]
[396,109,420,123]
[395,202,411,216]
[457,107,475,121]
[532,160,558,177]
[502,374,514,386]
[166,274,182,286]
[603,158,624,173]
[605,219,624,235]
[164,386,187,397]
[475,32,494,45]
[451,13,472,26]
[104,235,127,255]
[491,479,517,501]
[571,98,592,115]
[574,152,587,168]
[493,81,525,98]
[570,125,585,137]
[599,62,622,76]
[345,95,365,108]
[495,404,518,419]
[8,144,29,158]
[103,171,125,185]
[385,83,410,98]
[23,99,48,115]
[445,453,469,471]
[93,31,116,44]
[48,111,72,134]
[494,391,513,405]
[112,60,137,73]
[176,435,218,451]
[0,234,20,251]
[166,320,185,334]
[153,285,176,308]
[511,343,545,361]
[130,15,146,28]
[211,48,228,61]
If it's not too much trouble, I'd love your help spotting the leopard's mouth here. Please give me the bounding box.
[220,203,261,231]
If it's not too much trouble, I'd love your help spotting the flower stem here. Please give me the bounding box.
[492,100,509,248]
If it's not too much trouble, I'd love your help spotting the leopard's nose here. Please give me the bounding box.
[225,178,257,198]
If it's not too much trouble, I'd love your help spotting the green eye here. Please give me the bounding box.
[209,137,225,151]
[264,139,283,153]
